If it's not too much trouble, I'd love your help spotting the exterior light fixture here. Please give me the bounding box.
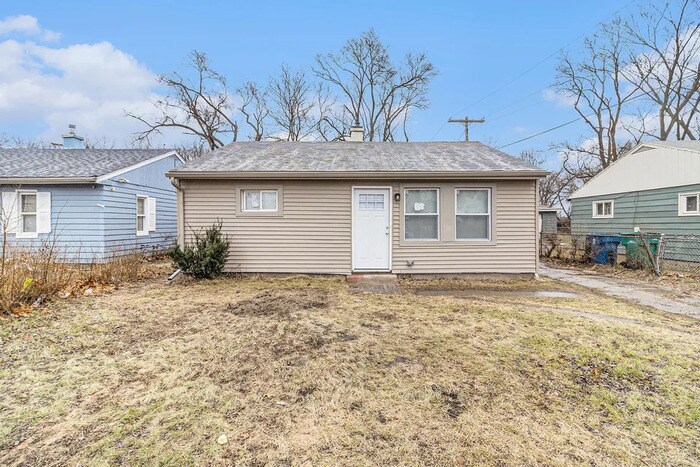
[394,193,401,202]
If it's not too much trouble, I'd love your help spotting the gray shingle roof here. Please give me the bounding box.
[0,148,176,181]
[169,142,545,177]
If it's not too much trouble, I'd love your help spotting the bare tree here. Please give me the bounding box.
[238,81,269,141]
[127,51,238,150]
[623,0,700,140]
[267,66,318,141]
[554,20,643,180]
[313,29,437,141]
[517,149,577,212]
[175,141,210,162]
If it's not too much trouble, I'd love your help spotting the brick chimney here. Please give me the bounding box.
[348,124,364,142]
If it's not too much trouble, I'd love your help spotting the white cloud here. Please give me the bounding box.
[0,15,184,146]
[542,88,577,108]
[0,15,61,42]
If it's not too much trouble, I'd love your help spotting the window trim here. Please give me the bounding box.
[592,200,614,219]
[16,191,38,239]
[241,189,279,212]
[454,188,491,241]
[403,187,440,241]
[678,192,700,217]
[136,195,149,236]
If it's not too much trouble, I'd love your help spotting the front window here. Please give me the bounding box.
[243,190,278,212]
[137,196,147,235]
[456,188,490,240]
[404,188,439,240]
[592,200,614,218]
[20,193,37,234]
[679,193,700,216]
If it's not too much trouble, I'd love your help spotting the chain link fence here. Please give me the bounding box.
[540,229,700,276]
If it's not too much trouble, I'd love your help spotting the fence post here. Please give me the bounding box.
[638,231,660,276]
[655,234,665,276]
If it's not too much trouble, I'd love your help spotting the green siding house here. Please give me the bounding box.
[570,141,700,236]
[539,206,559,234]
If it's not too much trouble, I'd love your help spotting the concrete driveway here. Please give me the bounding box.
[540,265,700,319]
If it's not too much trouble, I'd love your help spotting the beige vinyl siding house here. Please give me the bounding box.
[168,140,546,276]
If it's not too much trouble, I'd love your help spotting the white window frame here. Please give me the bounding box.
[17,191,38,239]
[678,192,700,216]
[592,200,614,219]
[136,195,148,236]
[403,188,440,241]
[455,188,491,241]
[242,189,279,213]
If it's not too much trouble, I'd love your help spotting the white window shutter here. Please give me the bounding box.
[1,192,19,234]
[147,197,156,231]
[37,192,52,234]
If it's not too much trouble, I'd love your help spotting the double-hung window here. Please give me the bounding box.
[679,192,700,216]
[243,190,278,212]
[456,188,491,240]
[592,200,614,218]
[404,188,439,240]
[20,193,37,235]
[136,196,148,235]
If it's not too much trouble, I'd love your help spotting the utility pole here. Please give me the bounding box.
[448,117,485,142]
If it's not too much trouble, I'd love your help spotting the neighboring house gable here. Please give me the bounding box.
[570,142,700,200]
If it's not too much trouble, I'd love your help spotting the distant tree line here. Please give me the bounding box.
[126,29,437,159]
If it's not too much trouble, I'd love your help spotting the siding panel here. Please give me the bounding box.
[181,179,538,275]
[571,183,700,235]
[0,185,105,261]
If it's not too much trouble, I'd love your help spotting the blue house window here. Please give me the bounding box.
[20,193,37,234]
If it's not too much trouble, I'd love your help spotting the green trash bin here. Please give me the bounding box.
[620,233,660,268]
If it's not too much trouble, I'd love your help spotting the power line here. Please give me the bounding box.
[496,92,649,150]
[430,0,638,141]
[497,118,581,149]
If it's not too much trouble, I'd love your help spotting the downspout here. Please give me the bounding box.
[169,177,185,248]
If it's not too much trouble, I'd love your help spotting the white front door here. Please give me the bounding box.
[353,188,391,270]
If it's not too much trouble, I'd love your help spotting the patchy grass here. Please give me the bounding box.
[1,275,700,465]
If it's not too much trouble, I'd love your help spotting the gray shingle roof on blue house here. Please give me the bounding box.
[0,148,177,182]
[168,141,547,178]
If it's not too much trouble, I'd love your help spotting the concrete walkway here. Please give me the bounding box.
[540,265,700,319]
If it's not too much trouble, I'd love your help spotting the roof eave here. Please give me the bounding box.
[0,177,97,185]
[166,170,548,180]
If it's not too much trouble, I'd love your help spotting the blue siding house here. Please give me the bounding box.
[0,140,183,262]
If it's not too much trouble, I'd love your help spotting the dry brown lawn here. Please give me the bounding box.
[1,273,700,466]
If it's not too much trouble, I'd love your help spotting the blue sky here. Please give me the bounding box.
[0,0,636,166]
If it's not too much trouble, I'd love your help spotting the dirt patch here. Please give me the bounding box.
[432,385,466,418]
[226,288,329,317]
[568,355,657,395]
